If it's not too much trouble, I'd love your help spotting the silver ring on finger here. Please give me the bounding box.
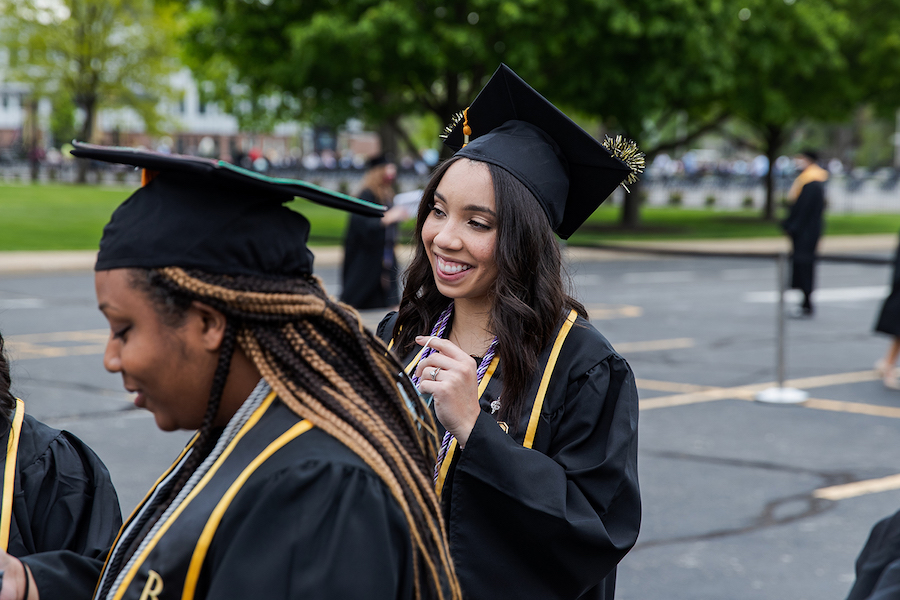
[430,366,441,381]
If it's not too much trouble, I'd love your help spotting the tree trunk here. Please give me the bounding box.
[76,98,96,184]
[762,124,784,222]
[378,122,399,160]
[620,179,642,228]
[27,99,40,182]
[387,118,420,157]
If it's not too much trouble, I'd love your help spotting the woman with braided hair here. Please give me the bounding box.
[0,144,459,600]
[379,65,642,599]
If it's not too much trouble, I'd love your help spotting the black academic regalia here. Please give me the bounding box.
[2,398,122,597]
[846,508,900,600]
[3,407,121,558]
[874,231,900,336]
[31,390,415,600]
[781,179,825,297]
[379,310,641,600]
[340,189,400,310]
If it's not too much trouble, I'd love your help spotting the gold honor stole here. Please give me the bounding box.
[95,392,312,600]
[0,399,26,551]
[399,310,578,496]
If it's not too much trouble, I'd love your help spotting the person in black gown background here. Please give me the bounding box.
[873,229,900,389]
[379,65,642,600]
[845,508,900,599]
[0,144,460,600]
[781,149,827,317]
[0,330,121,563]
[340,155,409,310]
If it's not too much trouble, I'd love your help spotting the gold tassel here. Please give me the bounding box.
[141,168,160,187]
[462,107,471,147]
[602,135,645,193]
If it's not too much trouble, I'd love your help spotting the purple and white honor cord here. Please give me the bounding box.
[422,308,498,481]
[409,302,454,388]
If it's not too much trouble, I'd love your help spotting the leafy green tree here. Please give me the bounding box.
[724,0,854,220]
[182,0,880,227]
[1,0,182,181]
[49,95,78,148]
[184,0,740,226]
[183,0,533,156]
[843,0,900,118]
[527,0,737,227]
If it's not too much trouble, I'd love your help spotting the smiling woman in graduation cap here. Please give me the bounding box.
[378,65,643,600]
[0,146,461,600]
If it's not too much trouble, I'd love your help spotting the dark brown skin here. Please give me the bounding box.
[0,269,264,600]
[95,268,260,431]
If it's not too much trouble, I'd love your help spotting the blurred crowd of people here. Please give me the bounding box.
[8,136,900,197]
[646,151,900,191]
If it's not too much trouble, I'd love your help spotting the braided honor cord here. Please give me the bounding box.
[410,303,499,482]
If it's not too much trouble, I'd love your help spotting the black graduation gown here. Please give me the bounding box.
[846,508,900,600]
[29,390,416,600]
[340,188,400,310]
[379,310,641,600]
[874,231,900,336]
[2,398,122,597]
[781,179,825,296]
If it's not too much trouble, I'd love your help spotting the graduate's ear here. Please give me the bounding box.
[190,301,228,351]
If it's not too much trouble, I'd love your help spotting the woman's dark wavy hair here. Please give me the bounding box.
[98,269,459,600]
[0,332,17,427]
[393,155,586,426]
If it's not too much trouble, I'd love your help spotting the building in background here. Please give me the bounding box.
[0,62,381,168]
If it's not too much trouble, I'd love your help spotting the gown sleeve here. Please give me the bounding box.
[846,509,900,600]
[202,459,415,599]
[18,430,122,556]
[449,352,640,599]
[16,418,122,599]
[376,311,398,342]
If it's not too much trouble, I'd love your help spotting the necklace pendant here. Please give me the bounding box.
[490,399,501,415]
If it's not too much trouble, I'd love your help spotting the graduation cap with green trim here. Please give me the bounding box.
[442,64,644,239]
[71,141,385,277]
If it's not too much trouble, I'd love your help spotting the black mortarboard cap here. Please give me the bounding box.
[442,64,643,239]
[799,148,820,162]
[365,153,390,169]
[71,142,385,277]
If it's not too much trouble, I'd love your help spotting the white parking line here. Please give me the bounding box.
[622,271,697,284]
[744,286,888,303]
[721,268,775,281]
[0,298,47,309]
[616,338,694,353]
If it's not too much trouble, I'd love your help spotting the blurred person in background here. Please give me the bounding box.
[781,149,827,317]
[845,507,900,599]
[873,229,900,389]
[341,154,409,310]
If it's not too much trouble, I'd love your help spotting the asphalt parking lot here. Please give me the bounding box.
[1,238,899,599]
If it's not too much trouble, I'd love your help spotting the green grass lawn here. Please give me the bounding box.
[566,204,900,243]
[2,182,899,251]
[0,182,355,250]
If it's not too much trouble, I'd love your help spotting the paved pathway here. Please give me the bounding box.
[0,233,895,275]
